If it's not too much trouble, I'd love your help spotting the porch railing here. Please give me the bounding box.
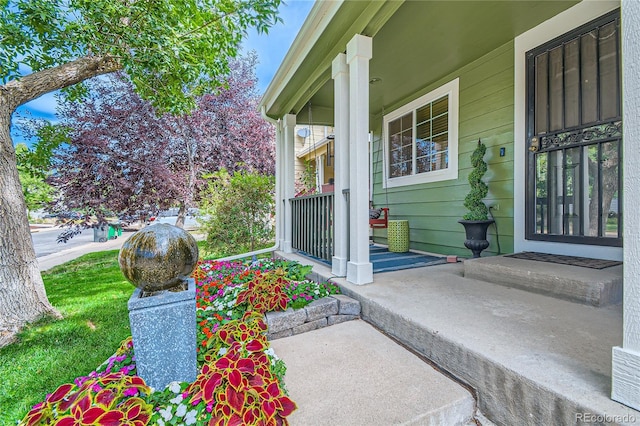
[290,192,334,262]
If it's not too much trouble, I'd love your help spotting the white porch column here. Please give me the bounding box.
[274,119,284,248]
[331,53,350,277]
[612,0,640,411]
[346,34,373,285]
[282,114,296,253]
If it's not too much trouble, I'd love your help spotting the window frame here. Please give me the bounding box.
[383,78,459,188]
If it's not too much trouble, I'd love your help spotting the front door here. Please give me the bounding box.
[525,9,622,247]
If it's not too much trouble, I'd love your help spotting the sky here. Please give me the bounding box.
[11,0,314,145]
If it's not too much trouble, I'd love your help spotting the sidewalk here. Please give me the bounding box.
[37,231,133,271]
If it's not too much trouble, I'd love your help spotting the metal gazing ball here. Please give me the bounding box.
[119,223,199,292]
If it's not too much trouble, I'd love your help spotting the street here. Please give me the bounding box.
[31,227,96,258]
[31,215,200,259]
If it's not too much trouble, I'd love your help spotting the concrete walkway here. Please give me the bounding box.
[278,250,640,425]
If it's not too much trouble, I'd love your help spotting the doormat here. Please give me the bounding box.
[505,251,622,269]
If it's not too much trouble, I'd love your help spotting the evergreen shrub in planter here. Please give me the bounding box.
[459,139,494,258]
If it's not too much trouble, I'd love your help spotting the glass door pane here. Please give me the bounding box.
[581,31,598,124]
[535,152,548,234]
[601,141,620,238]
[599,21,620,120]
[563,147,582,236]
[586,144,599,236]
[548,150,563,235]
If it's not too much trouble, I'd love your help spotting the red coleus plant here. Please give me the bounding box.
[188,340,296,426]
[217,312,268,347]
[235,270,289,314]
[21,372,151,426]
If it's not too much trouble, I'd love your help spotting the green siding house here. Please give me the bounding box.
[261,0,624,281]
[260,0,640,413]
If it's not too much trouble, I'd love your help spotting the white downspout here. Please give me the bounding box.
[214,107,282,261]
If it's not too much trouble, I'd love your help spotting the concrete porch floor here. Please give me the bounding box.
[277,250,640,426]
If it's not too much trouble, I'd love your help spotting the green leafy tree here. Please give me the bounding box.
[199,168,275,256]
[14,123,69,217]
[0,0,280,337]
[15,143,56,215]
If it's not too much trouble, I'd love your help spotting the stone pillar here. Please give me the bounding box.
[282,114,297,253]
[332,52,350,277]
[612,0,640,411]
[128,279,197,390]
[346,34,373,285]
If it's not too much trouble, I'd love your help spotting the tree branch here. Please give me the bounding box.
[0,55,121,110]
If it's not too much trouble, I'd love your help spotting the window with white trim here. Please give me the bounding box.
[384,78,459,188]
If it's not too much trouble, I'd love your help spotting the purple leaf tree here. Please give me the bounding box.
[50,53,274,237]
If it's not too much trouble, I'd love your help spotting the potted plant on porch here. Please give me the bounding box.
[459,139,494,258]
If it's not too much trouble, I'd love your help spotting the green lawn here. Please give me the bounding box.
[0,250,133,424]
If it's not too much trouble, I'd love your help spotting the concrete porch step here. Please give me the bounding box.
[270,320,476,426]
[276,250,639,425]
[463,255,623,306]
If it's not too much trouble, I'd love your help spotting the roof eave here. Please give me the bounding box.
[260,1,343,119]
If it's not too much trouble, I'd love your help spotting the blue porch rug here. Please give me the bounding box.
[299,245,446,274]
[369,245,446,273]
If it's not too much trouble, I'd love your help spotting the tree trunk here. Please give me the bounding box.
[0,102,60,340]
[0,55,121,341]
[174,135,198,230]
[175,202,187,229]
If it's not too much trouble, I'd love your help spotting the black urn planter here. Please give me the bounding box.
[458,219,494,258]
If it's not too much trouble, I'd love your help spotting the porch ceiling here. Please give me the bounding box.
[262,0,579,125]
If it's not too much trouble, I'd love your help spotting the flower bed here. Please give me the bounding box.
[20,258,340,426]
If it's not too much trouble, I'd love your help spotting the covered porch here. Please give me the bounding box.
[259,0,640,420]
